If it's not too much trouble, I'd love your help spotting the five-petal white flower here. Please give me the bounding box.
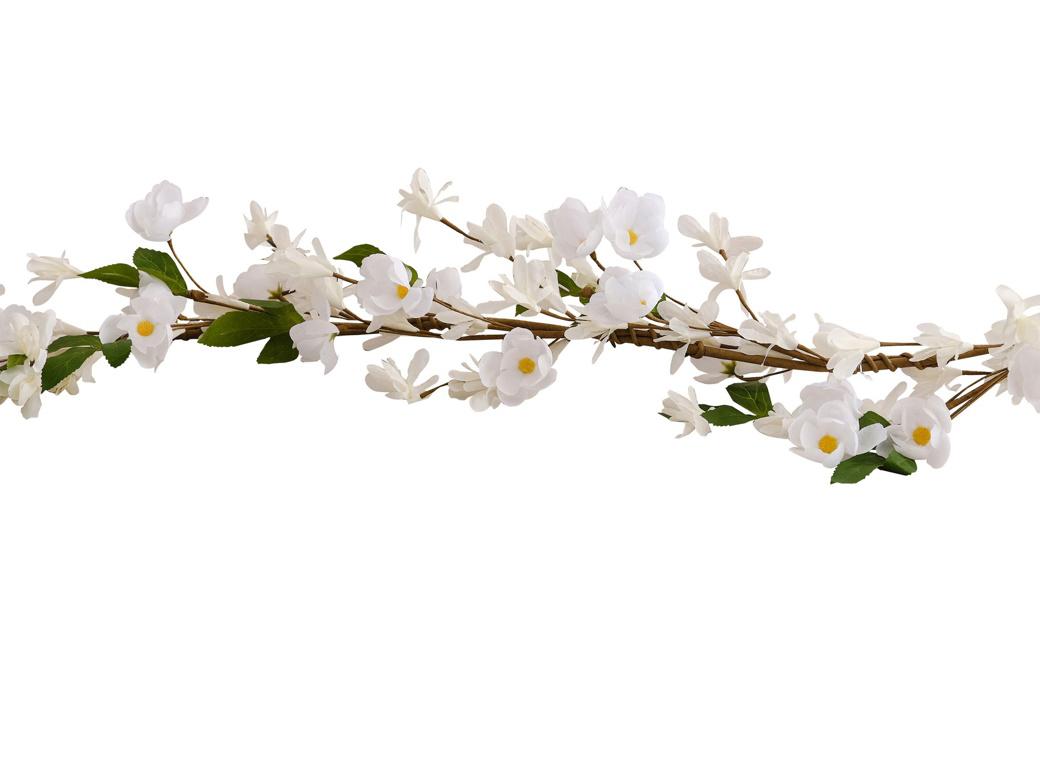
[474,327,557,406]
[697,249,770,301]
[677,212,762,256]
[544,198,603,264]
[601,189,669,260]
[878,394,953,468]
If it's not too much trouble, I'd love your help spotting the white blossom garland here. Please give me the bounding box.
[3,171,1037,484]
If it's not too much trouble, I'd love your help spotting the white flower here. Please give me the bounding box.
[27,252,81,305]
[365,349,439,402]
[690,342,770,384]
[289,312,338,374]
[425,267,488,340]
[911,323,972,368]
[697,249,770,301]
[125,180,208,242]
[398,168,458,251]
[462,204,515,271]
[482,255,566,316]
[474,328,557,407]
[986,285,1040,348]
[788,393,886,467]
[579,267,664,326]
[107,276,184,370]
[244,201,278,249]
[753,403,793,438]
[0,363,44,419]
[655,299,719,374]
[738,311,798,353]
[677,212,762,256]
[448,356,500,411]
[271,238,346,316]
[545,198,603,263]
[512,215,553,251]
[901,365,963,396]
[860,382,909,421]
[0,304,57,366]
[660,386,710,437]
[1007,344,1040,412]
[601,188,669,260]
[354,254,434,329]
[878,394,953,468]
[812,316,880,379]
[796,377,862,416]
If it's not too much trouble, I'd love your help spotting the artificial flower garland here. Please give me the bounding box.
[3,172,1038,484]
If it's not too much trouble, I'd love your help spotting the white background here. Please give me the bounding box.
[2,1,1039,758]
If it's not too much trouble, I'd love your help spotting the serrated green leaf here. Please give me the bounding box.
[48,334,102,351]
[725,381,773,417]
[859,410,891,429]
[880,449,918,476]
[333,243,384,266]
[699,404,758,426]
[238,299,304,330]
[197,311,289,347]
[42,346,98,391]
[256,333,299,364]
[133,247,188,295]
[830,452,887,484]
[101,339,133,368]
[79,263,141,288]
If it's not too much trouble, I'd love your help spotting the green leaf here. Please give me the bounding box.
[405,263,419,285]
[557,270,582,298]
[257,333,299,364]
[859,410,891,429]
[79,263,141,288]
[699,404,759,426]
[830,452,887,484]
[42,346,98,391]
[880,450,918,476]
[101,339,133,368]
[5,354,27,369]
[725,381,773,417]
[133,247,188,295]
[239,299,304,330]
[333,243,384,266]
[198,311,289,347]
[48,334,102,351]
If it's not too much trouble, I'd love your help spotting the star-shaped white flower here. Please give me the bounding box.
[397,168,458,251]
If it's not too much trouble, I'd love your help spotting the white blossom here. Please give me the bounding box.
[289,311,338,374]
[448,356,500,411]
[601,188,669,260]
[697,249,769,301]
[986,285,1040,348]
[398,168,458,251]
[0,363,44,419]
[243,202,278,249]
[738,311,798,353]
[901,365,963,396]
[463,204,515,271]
[753,403,793,439]
[877,394,952,468]
[578,267,663,327]
[0,304,57,366]
[365,349,439,402]
[660,386,711,437]
[690,343,771,384]
[482,255,566,317]
[125,181,208,242]
[655,299,719,374]
[105,275,185,370]
[787,382,886,467]
[1006,344,1040,412]
[354,254,434,330]
[911,323,972,368]
[474,328,557,407]
[545,198,603,264]
[812,316,880,379]
[677,212,762,256]
[425,267,488,340]
[27,252,81,305]
[512,215,553,251]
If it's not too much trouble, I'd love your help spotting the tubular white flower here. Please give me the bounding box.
[482,255,566,316]
[474,327,557,407]
[365,349,438,402]
[912,323,973,368]
[448,356,500,411]
[545,198,603,263]
[601,188,669,260]
[738,311,798,353]
[244,202,278,249]
[27,252,81,306]
[878,394,952,468]
[463,204,515,271]
[125,181,208,242]
[661,386,711,437]
[677,212,762,256]
[355,254,433,325]
[812,316,880,379]
[655,299,720,374]
[398,168,458,251]
[579,267,664,327]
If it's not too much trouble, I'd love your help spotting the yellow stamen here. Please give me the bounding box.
[912,426,931,446]
[818,434,839,455]
[517,357,536,375]
[395,284,409,299]
[627,228,639,246]
[136,320,155,337]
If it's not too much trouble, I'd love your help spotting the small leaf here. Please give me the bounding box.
[257,333,299,364]
[557,270,581,298]
[198,311,288,347]
[859,410,891,429]
[48,334,102,351]
[101,339,133,368]
[405,263,419,285]
[725,381,773,417]
[699,404,758,426]
[5,354,27,369]
[79,263,141,288]
[880,450,918,476]
[133,247,188,295]
[830,452,887,484]
[334,243,384,266]
[42,346,98,391]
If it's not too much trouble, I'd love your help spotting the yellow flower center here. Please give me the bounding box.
[627,228,639,246]
[395,284,409,299]
[912,426,931,446]
[136,320,155,337]
[517,356,537,375]
[818,434,839,455]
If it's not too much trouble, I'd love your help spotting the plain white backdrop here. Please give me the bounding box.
[2,1,1039,757]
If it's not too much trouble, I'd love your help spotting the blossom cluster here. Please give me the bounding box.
[2,172,1038,484]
